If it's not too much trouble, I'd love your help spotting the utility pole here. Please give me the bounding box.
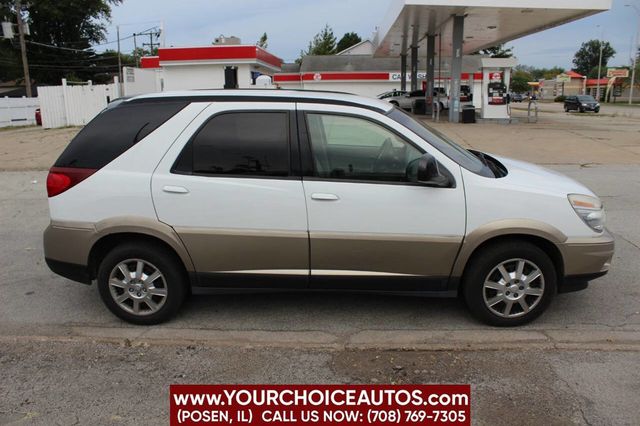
[626,4,640,105]
[141,29,159,56]
[116,25,123,83]
[133,33,138,67]
[596,25,604,102]
[15,0,32,97]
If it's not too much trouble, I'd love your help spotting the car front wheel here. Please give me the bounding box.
[97,242,187,325]
[462,241,556,326]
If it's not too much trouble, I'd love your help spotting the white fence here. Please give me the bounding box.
[0,96,40,128]
[38,78,121,129]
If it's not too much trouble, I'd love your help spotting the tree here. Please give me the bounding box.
[514,65,565,81]
[572,40,616,77]
[336,32,361,53]
[0,0,122,84]
[510,69,533,93]
[475,44,513,58]
[256,32,268,49]
[297,24,336,63]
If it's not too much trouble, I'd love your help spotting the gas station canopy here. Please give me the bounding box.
[374,0,613,57]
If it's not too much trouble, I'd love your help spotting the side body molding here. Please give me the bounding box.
[451,219,568,278]
[92,216,196,272]
[44,216,196,273]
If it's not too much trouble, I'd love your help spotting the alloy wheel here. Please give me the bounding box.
[482,258,545,318]
[108,258,168,316]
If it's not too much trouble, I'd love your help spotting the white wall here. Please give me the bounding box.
[162,63,256,91]
[0,96,39,128]
[123,67,161,96]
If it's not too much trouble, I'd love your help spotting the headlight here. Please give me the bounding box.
[582,103,588,106]
[568,194,605,232]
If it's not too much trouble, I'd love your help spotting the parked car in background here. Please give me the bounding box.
[511,93,524,103]
[381,89,449,112]
[35,108,42,126]
[378,90,407,102]
[44,89,613,327]
[564,95,600,113]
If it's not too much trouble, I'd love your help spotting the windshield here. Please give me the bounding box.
[387,108,493,177]
[578,95,596,102]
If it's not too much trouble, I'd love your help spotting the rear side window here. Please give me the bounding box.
[54,101,189,169]
[173,112,290,177]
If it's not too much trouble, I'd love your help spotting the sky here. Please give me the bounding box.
[102,0,639,70]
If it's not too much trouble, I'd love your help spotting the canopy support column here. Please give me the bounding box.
[410,45,418,92]
[425,34,435,116]
[400,54,407,91]
[449,15,464,123]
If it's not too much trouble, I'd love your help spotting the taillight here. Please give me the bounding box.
[46,167,97,197]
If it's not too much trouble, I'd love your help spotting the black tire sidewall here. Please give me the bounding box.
[97,243,186,325]
[463,242,557,327]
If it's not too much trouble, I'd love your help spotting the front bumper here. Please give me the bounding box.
[558,230,614,291]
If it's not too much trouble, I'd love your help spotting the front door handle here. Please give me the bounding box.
[162,185,189,194]
[311,193,339,201]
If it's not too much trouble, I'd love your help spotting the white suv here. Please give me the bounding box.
[44,90,614,326]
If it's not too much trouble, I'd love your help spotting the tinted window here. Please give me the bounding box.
[177,112,289,177]
[306,113,422,182]
[578,95,596,102]
[55,101,188,169]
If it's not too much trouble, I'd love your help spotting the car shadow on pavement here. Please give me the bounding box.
[173,291,478,331]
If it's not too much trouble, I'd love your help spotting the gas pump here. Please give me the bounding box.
[480,57,517,120]
[487,72,508,105]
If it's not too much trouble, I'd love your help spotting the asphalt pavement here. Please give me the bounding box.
[1,162,639,425]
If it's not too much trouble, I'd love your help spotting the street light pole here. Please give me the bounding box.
[116,25,123,83]
[626,4,640,105]
[15,0,32,98]
[596,25,604,102]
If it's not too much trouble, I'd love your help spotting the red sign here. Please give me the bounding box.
[170,384,471,425]
[489,72,503,82]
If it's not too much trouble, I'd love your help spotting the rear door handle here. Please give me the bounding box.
[162,185,189,194]
[311,193,339,201]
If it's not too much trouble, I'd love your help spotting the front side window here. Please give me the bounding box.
[175,111,289,177]
[305,113,423,182]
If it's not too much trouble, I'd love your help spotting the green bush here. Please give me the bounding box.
[554,95,566,102]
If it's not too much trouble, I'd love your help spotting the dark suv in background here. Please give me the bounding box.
[564,95,600,113]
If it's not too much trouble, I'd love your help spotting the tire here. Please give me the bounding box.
[579,107,585,113]
[594,108,600,114]
[564,106,569,112]
[462,241,557,327]
[97,242,187,325]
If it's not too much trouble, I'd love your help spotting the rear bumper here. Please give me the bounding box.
[45,258,91,285]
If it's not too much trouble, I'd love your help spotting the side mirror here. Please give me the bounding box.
[411,154,450,187]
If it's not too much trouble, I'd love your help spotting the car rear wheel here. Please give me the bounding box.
[564,106,569,112]
[462,241,557,326]
[97,242,187,325]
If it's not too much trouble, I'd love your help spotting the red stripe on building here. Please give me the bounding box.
[140,56,160,69]
[274,72,484,82]
[157,46,282,68]
[273,73,303,82]
[303,72,391,81]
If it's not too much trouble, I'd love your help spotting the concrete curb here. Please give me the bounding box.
[1,325,639,351]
